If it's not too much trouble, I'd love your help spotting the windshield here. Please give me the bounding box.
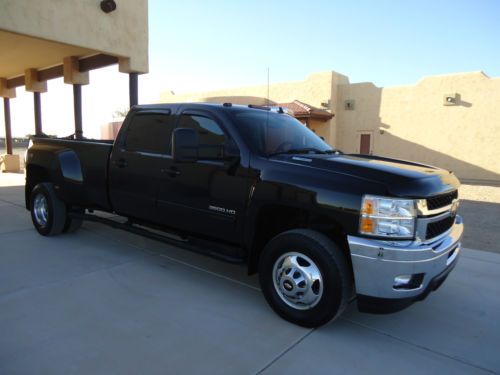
[230,109,334,156]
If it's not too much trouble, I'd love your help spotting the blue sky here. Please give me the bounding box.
[148,0,500,90]
[2,0,499,138]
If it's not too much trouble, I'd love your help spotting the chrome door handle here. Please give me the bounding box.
[162,167,181,177]
[114,158,128,168]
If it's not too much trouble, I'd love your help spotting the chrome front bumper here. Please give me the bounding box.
[348,215,463,300]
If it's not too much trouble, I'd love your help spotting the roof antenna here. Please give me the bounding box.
[267,67,270,107]
[265,67,270,143]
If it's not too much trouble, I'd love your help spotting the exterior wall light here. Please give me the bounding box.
[443,93,459,106]
[321,100,331,109]
[100,0,117,13]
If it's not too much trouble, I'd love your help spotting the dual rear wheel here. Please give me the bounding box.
[30,183,82,236]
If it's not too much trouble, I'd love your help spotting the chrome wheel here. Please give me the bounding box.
[33,193,49,227]
[272,252,324,310]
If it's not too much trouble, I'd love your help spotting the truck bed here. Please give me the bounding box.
[27,137,114,211]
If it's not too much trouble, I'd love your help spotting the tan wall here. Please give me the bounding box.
[160,70,500,183]
[308,119,331,141]
[161,72,336,106]
[100,121,123,140]
[336,72,500,182]
[0,0,148,73]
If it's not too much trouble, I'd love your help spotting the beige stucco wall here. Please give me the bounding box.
[336,72,500,182]
[100,120,123,140]
[308,119,331,141]
[0,0,148,73]
[160,70,500,183]
[161,72,336,106]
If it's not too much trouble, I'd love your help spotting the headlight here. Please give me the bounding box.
[359,195,416,238]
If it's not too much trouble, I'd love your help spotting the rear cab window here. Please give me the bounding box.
[125,112,175,154]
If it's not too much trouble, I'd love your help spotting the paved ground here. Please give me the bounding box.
[1,173,499,374]
[459,184,500,252]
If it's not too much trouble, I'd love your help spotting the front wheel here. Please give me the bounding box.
[259,229,353,328]
[30,183,67,236]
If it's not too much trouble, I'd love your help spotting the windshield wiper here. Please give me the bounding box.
[268,148,335,157]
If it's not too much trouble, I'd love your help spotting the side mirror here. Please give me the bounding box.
[172,128,198,162]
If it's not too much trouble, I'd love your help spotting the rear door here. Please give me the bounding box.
[109,110,175,220]
[156,109,248,243]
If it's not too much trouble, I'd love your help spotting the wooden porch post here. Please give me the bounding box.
[73,84,83,139]
[33,92,42,136]
[3,97,13,154]
[129,73,138,107]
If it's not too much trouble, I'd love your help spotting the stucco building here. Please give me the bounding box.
[161,71,500,184]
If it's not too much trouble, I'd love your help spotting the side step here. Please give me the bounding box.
[76,213,246,264]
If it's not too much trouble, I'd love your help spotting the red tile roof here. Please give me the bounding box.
[277,100,334,120]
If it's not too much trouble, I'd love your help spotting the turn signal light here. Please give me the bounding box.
[360,217,374,233]
[361,198,374,215]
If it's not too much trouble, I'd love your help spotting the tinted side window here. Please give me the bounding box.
[179,114,226,159]
[125,114,175,154]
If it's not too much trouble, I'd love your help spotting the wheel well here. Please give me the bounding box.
[248,205,349,274]
[25,165,50,209]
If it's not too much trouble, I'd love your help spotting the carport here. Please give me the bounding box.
[0,0,148,172]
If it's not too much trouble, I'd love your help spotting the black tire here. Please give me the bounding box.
[30,183,67,236]
[259,229,353,328]
[63,207,84,233]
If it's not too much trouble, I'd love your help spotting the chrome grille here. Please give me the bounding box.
[426,191,458,210]
[425,215,455,240]
[415,209,456,243]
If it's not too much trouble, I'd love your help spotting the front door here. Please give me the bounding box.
[359,132,372,154]
[156,110,248,243]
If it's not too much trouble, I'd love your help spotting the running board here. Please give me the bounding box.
[75,213,246,264]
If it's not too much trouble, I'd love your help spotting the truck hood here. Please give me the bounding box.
[277,153,460,197]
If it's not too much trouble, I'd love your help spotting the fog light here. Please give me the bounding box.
[394,275,412,288]
[393,273,424,290]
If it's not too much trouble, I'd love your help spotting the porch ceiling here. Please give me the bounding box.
[0,30,97,79]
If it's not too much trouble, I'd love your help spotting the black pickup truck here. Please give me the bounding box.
[25,103,463,327]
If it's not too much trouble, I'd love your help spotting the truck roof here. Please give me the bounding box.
[131,102,288,114]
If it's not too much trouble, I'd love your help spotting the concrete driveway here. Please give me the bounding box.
[1,174,499,375]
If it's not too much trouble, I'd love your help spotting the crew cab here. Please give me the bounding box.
[25,103,463,327]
